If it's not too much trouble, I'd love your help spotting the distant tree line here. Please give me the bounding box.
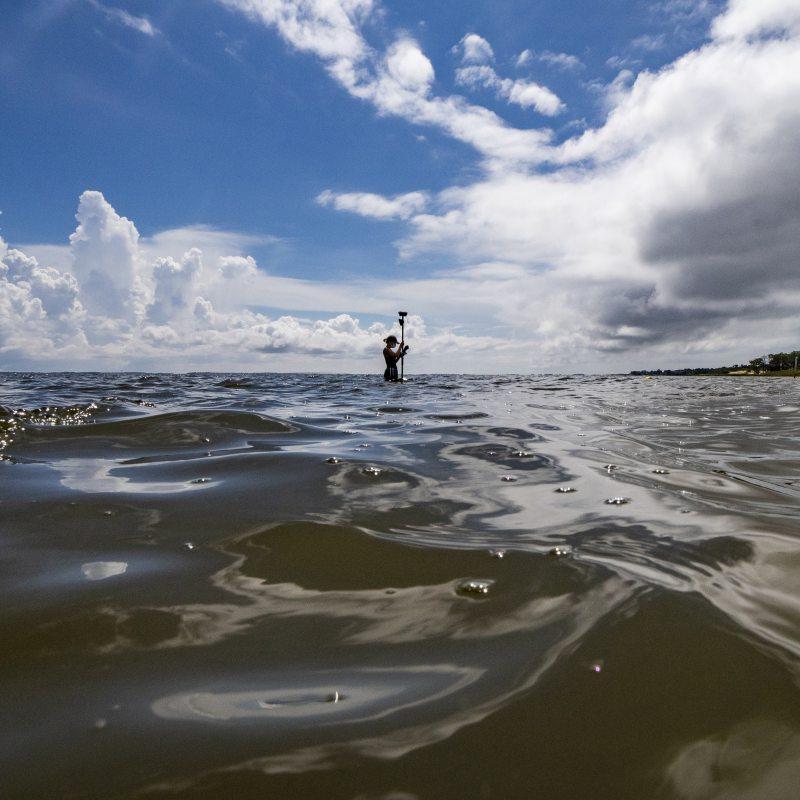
[630,350,800,376]
[749,351,800,372]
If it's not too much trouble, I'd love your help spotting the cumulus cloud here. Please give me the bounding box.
[218,255,258,280]
[316,189,429,220]
[0,236,87,363]
[455,33,495,65]
[1,248,79,317]
[712,0,800,39]
[147,249,202,324]
[0,193,501,371]
[385,37,435,92]
[68,190,141,320]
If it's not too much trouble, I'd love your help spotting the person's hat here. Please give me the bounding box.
[384,335,398,344]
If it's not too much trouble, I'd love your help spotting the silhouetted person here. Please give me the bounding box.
[383,335,408,382]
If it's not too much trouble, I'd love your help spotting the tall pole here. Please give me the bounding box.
[397,311,408,382]
[399,311,405,382]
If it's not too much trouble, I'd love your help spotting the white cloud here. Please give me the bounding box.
[537,50,584,70]
[386,37,435,91]
[516,49,532,67]
[456,65,564,116]
[87,0,158,37]
[7,1,800,372]
[218,0,373,64]
[711,0,800,40]
[148,249,202,324]
[68,190,142,321]
[396,3,800,361]
[316,189,429,220]
[455,33,495,65]
[0,192,504,371]
[1,248,79,317]
[517,48,584,71]
[219,255,258,280]
[219,1,554,166]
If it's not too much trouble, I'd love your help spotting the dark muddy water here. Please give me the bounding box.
[2,372,800,799]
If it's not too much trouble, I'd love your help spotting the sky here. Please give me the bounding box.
[1,0,799,373]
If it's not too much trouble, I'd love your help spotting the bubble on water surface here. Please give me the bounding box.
[190,477,211,484]
[488,549,506,559]
[652,468,670,474]
[604,464,619,471]
[457,579,493,596]
[325,456,340,464]
[548,546,572,557]
[362,466,382,476]
[182,542,196,551]
[500,475,517,482]
[604,497,631,505]
[555,486,576,493]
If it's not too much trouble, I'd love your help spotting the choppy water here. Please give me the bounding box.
[2,372,800,799]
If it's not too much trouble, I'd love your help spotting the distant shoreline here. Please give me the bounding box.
[630,369,799,377]
[631,351,800,377]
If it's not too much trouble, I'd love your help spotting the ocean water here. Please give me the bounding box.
[2,372,800,799]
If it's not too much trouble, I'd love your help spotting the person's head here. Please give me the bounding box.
[384,335,398,346]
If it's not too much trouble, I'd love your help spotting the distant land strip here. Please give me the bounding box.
[630,350,800,376]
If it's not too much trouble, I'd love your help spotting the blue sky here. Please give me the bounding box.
[1,0,799,372]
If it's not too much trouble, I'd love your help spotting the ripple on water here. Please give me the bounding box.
[4,373,800,799]
[151,665,481,724]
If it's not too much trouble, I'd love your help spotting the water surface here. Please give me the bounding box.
[2,372,800,799]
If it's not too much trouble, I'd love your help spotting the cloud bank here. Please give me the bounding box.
[0,191,499,371]
[279,0,800,364]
